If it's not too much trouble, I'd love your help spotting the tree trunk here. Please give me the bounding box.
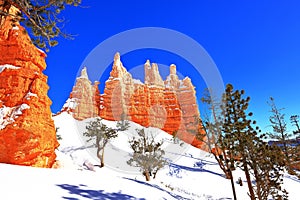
[153,169,158,179]
[222,149,233,179]
[100,148,105,168]
[96,146,102,166]
[243,158,255,200]
[144,170,151,181]
[253,165,262,200]
[228,169,237,200]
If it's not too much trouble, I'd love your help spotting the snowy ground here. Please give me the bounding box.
[0,112,299,200]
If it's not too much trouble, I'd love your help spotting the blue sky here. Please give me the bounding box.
[43,1,300,133]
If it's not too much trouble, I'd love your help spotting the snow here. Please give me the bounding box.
[180,90,190,93]
[37,48,45,54]
[12,26,19,30]
[133,79,143,85]
[0,112,299,200]
[106,77,121,82]
[0,103,30,130]
[0,64,20,73]
[63,98,78,110]
[25,92,38,100]
[179,80,188,89]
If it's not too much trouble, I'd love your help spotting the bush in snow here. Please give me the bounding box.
[116,112,130,131]
[83,117,118,168]
[127,128,167,181]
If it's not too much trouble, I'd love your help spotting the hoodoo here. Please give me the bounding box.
[63,53,205,148]
[0,4,58,167]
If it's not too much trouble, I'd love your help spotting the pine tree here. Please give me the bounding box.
[83,117,118,168]
[222,84,288,200]
[290,115,300,177]
[200,87,237,200]
[116,112,130,131]
[127,128,167,181]
[267,97,292,168]
[0,0,81,51]
[246,130,288,200]
[290,115,300,136]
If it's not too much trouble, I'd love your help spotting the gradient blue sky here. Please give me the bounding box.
[43,1,300,133]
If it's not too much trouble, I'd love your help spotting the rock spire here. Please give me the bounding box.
[62,53,205,148]
[0,4,58,167]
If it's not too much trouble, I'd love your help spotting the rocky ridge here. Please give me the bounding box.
[0,5,58,167]
[63,53,204,148]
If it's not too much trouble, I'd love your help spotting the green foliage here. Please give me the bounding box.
[268,97,290,141]
[248,138,288,200]
[116,112,130,131]
[267,97,296,172]
[0,0,81,51]
[127,128,167,181]
[83,117,118,167]
[220,84,288,200]
[200,87,234,178]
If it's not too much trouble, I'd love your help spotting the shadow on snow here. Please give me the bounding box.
[60,145,94,154]
[168,163,225,179]
[56,184,146,200]
[165,151,218,165]
[122,177,189,200]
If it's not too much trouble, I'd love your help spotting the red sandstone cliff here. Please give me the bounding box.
[0,6,58,167]
[63,53,204,148]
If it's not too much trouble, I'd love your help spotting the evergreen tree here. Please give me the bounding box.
[246,129,288,200]
[116,112,130,131]
[0,0,81,50]
[127,128,167,181]
[200,87,237,200]
[290,115,300,136]
[267,97,292,168]
[290,115,300,178]
[83,117,118,168]
[222,84,288,200]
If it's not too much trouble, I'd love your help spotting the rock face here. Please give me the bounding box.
[61,67,100,120]
[64,53,204,147]
[100,53,204,147]
[0,5,58,167]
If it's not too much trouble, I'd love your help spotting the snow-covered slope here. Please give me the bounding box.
[0,112,299,200]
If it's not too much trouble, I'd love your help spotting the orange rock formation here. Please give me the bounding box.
[0,5,58,167]
[64,53,205,148]
[61,67,100,120]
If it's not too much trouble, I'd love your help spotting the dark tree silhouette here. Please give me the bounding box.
[290,115,300,135]
[0,0,81,50]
